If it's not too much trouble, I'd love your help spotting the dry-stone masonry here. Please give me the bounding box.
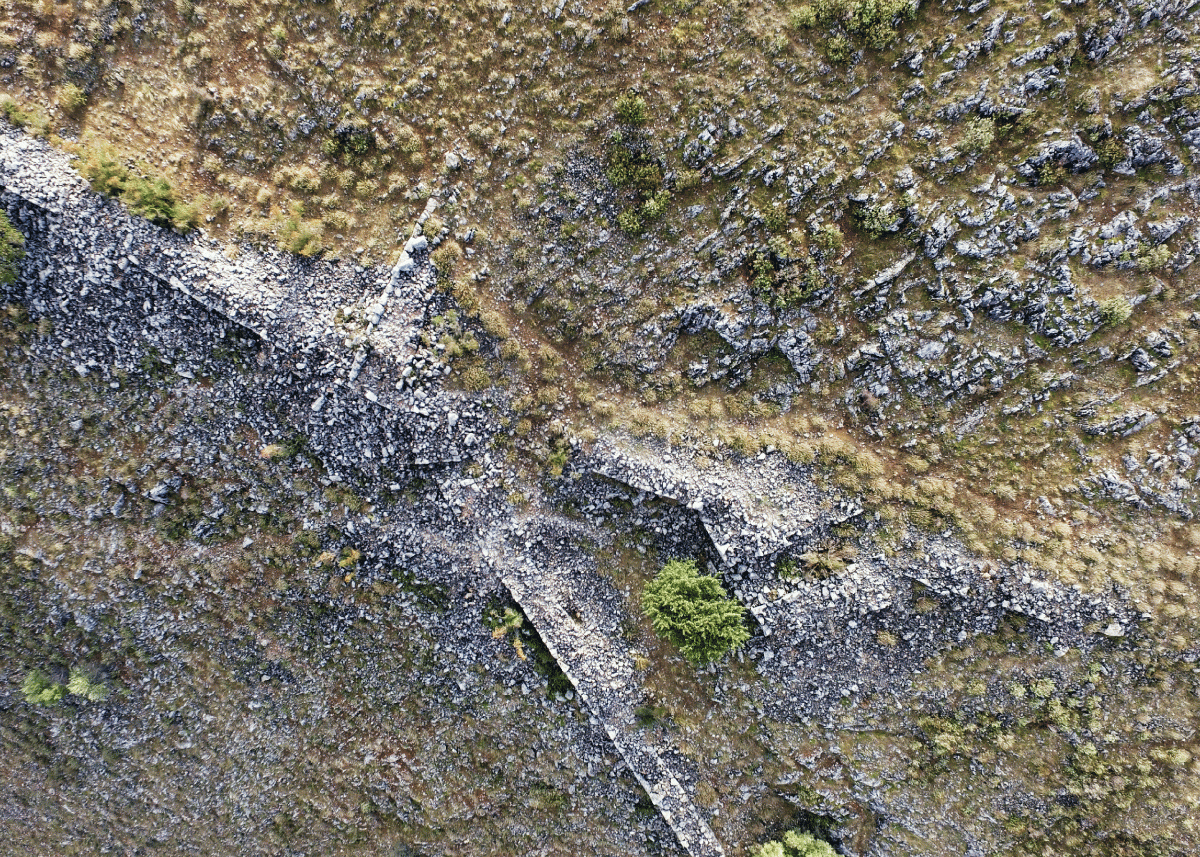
[0,123,1141,856]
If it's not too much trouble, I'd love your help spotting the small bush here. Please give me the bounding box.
[0,95,46,134]
[0,211,26,286]
[459,365,492,391]
[855,202,896,238]
[812,222,843,252]
[789,6,818,28]
[1135,244,1171,272]
[1096,136,1125,169]
[750,251,775,292]
[614,91,649,127]
[82,146,130,195]
[1037,160,1066,187]
[824,34,853,64]
[337,123,373,158]
[124,176,183,226]
[607,135,664,195]
[617,208,644,235]
[0,94,30,127]
[641,190,671,222]
[279,215,323,256]
[22,670,65,705]
[288,165,322,194]
[431,240,464,278]
[754,830,837,857]
[763,202,788,233]
[676,169,701,191]
[1097,296,1132,327]
[957,117,996,154]
[394,124,422,154]
[58,83,87,115]
[79,147,198,232]
[66,668,110,702]
[642,559,748,664]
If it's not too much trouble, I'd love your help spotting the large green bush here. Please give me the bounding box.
[754,830,838,857]
[0,211,25,286]
[642,559,748,664]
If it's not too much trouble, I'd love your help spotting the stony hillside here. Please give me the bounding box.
[1,0,1200,855]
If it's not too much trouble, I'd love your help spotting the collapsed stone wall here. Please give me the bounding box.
[0,124,1145,856]
[0,125,732,857]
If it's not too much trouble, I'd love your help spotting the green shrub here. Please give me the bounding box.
[606,133,664,195]
[279,215,324,257]
[1037,160,1066,187]
[812,222,843,252]
[58,83,87,115]
[66,668,110,702]
[617,208,644,235]
[0,94,47,134]
[824,35,853,64]
[751,251,776,292]
[22,670,65,705]
[957,117,996,154]
[82,146,130,196]
[1096,136,1126,170]
[431,240,464,278]
[846,0,916,48]
[764,202,788,233]
[459,365,492,391]
[642,559,749,664]
[805,0,915,54]
[789,6,818,28]
[614,91,649,127]
[79,146,198,232]
[0,94,30,127]
[1097,296,1132,327]
[640,190,671,222]
[754,830,838,857]
[0,211,26,286]
[676,169,702,191]
[1135,244,1171,272]
[855,202,895,238]
[123,176,180,226]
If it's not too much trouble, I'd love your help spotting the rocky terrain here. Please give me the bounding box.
[2,0,1200,854]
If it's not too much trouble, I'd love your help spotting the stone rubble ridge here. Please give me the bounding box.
[0,125,491,471]
[0,122,1141,857]
[0,123,727,857]
[582,433,1134,641]
[489,516,727,857]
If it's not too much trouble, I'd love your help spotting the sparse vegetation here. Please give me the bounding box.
[0,211,25,285]
[79,146,198,232]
